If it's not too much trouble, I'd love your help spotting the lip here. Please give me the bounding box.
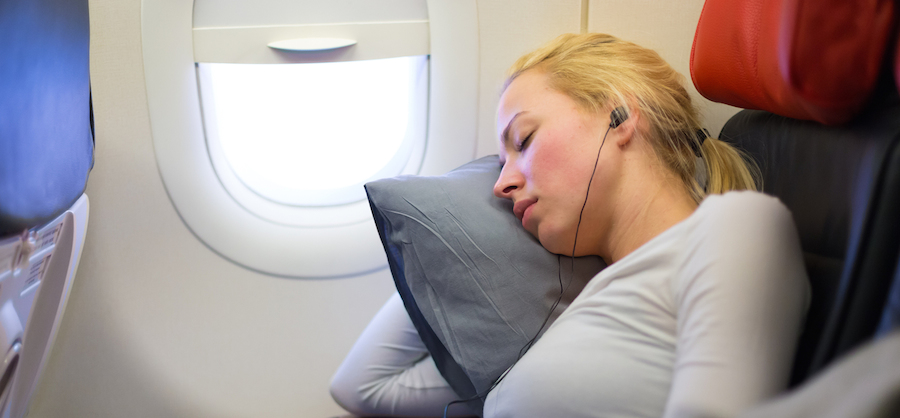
[513,199,537,223]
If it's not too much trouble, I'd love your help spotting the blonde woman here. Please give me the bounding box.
[331,33,809,418]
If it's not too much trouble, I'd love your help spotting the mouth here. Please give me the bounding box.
[513,199,537,223]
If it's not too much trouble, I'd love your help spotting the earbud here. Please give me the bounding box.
[609,106,628,129]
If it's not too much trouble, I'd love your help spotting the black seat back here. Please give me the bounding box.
[720,86,900,386]
[875,258,900,337]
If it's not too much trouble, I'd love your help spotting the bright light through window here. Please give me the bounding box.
[198,56,426,205]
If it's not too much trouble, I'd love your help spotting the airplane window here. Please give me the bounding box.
[197,55,427,206]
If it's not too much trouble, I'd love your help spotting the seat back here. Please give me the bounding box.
[692,0,900,386]
[875,257,900,337]
[720,86,900,385]
[0,0,94,235]
[0,0,92,415]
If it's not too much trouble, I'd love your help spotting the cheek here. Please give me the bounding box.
[527,140,569,178]
[530,142,587,191]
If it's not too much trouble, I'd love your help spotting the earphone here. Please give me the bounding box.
[442,106,629,418]
[609,106,629,129]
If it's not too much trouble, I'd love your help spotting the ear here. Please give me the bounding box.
[613,106,638,148]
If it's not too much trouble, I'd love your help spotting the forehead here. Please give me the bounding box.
[497,70,552,123]
[496,71,554,147]
[496,70,591,148]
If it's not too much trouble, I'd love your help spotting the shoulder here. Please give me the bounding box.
[674,190,809,312]
[691,191,797,247]
[678,191,805,288]
[698,191,793,226]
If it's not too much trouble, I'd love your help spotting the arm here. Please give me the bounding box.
[664,194,810,418]
[330,292,474,417]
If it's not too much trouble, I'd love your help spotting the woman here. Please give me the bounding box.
[331,33,809,418]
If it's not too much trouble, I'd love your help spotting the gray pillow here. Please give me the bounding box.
[365,155,606,412]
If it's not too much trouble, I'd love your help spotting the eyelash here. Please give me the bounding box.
[515,132,534,152]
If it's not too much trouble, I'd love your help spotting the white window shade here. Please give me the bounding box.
[191,0,429,66]
[193,0,427,28]
[198,56,427,206]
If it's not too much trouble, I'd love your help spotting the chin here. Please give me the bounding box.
[538,221,595,257]
[536,229,573,256]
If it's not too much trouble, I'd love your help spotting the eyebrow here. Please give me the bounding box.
[501,112,525,148]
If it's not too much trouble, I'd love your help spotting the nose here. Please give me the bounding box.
[493,163,523,200]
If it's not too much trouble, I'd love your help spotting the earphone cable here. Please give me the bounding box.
[442,125,613,418]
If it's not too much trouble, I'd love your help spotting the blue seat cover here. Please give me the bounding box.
[0,0,93,235]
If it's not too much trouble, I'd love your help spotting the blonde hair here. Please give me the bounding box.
[505,33,758,201]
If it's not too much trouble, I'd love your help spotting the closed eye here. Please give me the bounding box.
[515,132,534,152]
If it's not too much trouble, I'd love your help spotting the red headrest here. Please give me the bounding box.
[691,0,895,126]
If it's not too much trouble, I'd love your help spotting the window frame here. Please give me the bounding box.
[141,0,478,278]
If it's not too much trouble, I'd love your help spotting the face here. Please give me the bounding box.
[493,70,621,256]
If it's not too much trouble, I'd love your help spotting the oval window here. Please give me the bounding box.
[197,55,428,206]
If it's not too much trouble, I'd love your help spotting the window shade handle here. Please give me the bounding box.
[267,38,357,52]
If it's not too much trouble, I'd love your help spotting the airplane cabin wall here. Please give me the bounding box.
[473,0,583,157]
[26,1,736,417]
[473,0,741,157]
[586,1,741,139]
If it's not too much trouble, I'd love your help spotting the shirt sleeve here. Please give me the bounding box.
[329,292,475,417]
[664,193,811,418]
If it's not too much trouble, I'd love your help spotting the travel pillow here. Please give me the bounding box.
[365,155,606,411]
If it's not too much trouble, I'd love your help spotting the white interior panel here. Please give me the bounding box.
[587,0,741,137]
[417,0,481,174]
[474,0,583,158]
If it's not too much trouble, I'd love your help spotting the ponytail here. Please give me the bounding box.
[698,137,760,195]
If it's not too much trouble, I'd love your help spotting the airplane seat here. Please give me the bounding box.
[691,0,900,389]
[0,0,93,416]
[875,257,900,337]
